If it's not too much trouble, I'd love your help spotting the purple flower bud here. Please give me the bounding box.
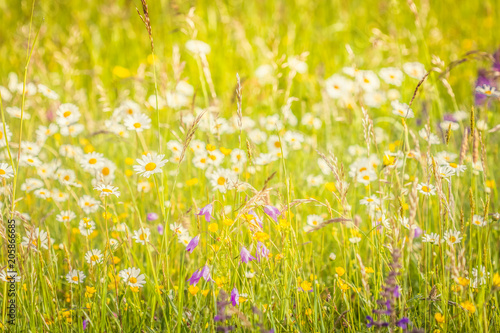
[493,47,500,71]
[157,224,164,235]
[240,246,256,264]
[230,287,239,306]
[384,300,392,315]
[83,319,88,330]
[188,265,213,286]
[256,242,270,262]
[147,212,159,221]
[393,285,401,298]
[263,205,280,222]
[186,235,200,253]
[366,315,374,328]
[187,269,203,286]
[197,203,213,222]
[414,226,423,238]
[200,265,213,282]
[443,113,456,122]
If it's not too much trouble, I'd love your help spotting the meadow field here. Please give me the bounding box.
[1,0,500,331]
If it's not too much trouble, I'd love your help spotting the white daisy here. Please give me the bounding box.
[133,153,168,178]
[0,123,13,147]
[20,178,44,192]
[66,269,86,284]
[209,168,237,193]
[124,113,151,132]
[79,219,96,237]
[391,100,414,118]
[0,163,14,179]
[471,215,487,227]
[80,152,105,171]
[379,67,404,86]
[37,84,60,100]
[132,228,151,245]
[403,62,426,80]
[94,184,120,197]
[443,229,462,246]
[56,103,81,126]
[119,267,146,288]
[21,227,49,250]
[85,249,104,265]
[417,183,436,196]
[78,195,100,214]
[56,210,77,223]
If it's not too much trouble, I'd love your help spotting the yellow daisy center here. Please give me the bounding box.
[63,111,72,117]
[129,277,137,284]
[145,162,156,171]
[217,177,226,185]
[133,123,141,128]
[89,158,97,164]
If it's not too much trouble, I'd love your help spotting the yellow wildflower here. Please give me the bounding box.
[335,267,345,277]
[188,285,200,295]
[208,223,218,233]
[435,313,445,323]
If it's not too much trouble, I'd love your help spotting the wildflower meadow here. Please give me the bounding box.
[1,0,500,332]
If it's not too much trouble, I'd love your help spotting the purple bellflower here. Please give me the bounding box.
[240,246,256,264]
[186,235,200,253]
[263,205,280,222]
[187,265,213,286]
[197,203,213,222]
[147,212,159,221]
[230,287,239,306]
[256,242,270,262]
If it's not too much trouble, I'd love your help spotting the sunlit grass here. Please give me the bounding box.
[1,0,500,332]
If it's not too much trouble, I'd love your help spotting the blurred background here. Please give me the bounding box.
[1,0,498,112]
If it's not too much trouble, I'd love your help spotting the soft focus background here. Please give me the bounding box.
[1,0,499,109]
[1,0,500,332]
